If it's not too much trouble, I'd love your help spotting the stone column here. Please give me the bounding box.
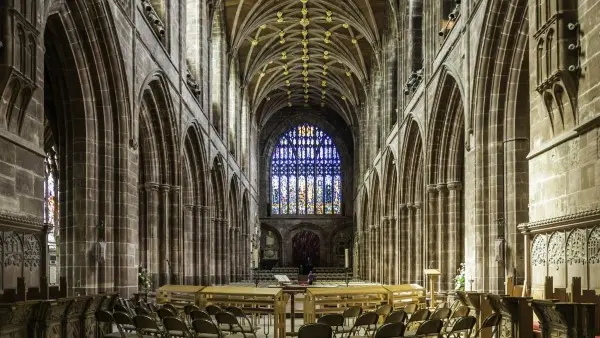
[436,183,447,289]
[388,216,397,284]
[145,183,159,286]
[220,219,229,284]
[159,184,171,286]
[407,203,415,282]
[369,224,375,281]
[210,216,219,285]
[183,205,194,284]
[170,186,181,284]
[199,206,211,285]
[447,181,462,291]
[398,204,408,283]
[192,206,202,285]
[381,216,390,283]
[426,184,438,274]
[414,202,423,285]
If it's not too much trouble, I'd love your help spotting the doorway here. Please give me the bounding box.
[292,230,320,269]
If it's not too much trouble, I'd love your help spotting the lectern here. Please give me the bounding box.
[424,269,441,308]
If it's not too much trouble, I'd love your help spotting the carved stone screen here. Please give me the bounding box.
[530,226,600,294]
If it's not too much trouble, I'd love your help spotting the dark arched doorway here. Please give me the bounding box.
[292,230,320,268]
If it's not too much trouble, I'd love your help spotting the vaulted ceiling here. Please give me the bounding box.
[214,0,393,126]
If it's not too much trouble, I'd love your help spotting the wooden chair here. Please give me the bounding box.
[373,322,405,338]
[163,316,194,337]
[298,323,333,338]
[96,310,138,338]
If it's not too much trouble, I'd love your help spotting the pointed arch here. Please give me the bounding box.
[210,155,227,284]
[382,148,398,284]
[369,171,382,282]
[228,176,241,281]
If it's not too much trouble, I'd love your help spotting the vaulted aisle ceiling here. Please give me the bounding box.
[216,0,390,125]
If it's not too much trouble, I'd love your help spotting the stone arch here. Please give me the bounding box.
[137,73,181,286]
[427,70,465,290]
[40,1,130,296]
[472,0,529,292]
[399,116,424,284]
[181,123,209,284]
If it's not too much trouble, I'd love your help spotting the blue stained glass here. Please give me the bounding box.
[272,176,280,215]
[270,123,342,215]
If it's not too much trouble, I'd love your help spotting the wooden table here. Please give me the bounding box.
[383,284,426,310]
[304,286,390,323]
[199,286,286,338]
[281,285,308,336]
[156,285,205,308]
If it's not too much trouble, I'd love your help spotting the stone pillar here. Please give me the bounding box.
[183,205,194,285]
[398,204,408,283]
[436,183,447,290]
[159,184,171,286]
[199,206,210,285]
[369,224,375,281]
[414,202,423,285]
[407,203,415,282]
[447,181,462,291]
[145,183,159,287]
[388,216,397,284]
[220,219,229,284]
[192,205,202,285]
[170,187,181,284]
[426,184,438,274]
[210,216,218,285]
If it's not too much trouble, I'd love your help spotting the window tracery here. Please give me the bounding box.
[270,123,342,215]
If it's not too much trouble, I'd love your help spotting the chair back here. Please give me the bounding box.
[95,310,114,324]
[163,303,178,314]
[113,311,135,327]
[415,319,444,335]
[158,307,176,319]
[133,314,162,333]
[354,312,379,326]
[215,311,239,326]
[374,322,405,338]
[190,309,212,322]
[384,310,407,324]
[403,303,417,314]
[447,316,477,333]
[114,304,130,315]
[192,319,222,337]
[376,304,392,317]
[317,314,344,327]
[407,308,430,323]
[298,323,332,338]
[206,304,223,316]
[342,306,362,318]
[451,305,470,318]
[135,306,151,316]
[480,313,502,328]
[225,306,246,318]
[430,307,452,320]
[163,316,192,337]
[184,304,201,315]
[434,302,447,311]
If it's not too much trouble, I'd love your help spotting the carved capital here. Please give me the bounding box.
[436,183,447,192]
[427,184,438,196]
[398,203,408,211]
[159,184,171,192]
[447,181,462,191]
[414,202,422,209]
[144,183,159,191]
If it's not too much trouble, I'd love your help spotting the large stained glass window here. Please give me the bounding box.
[271,124,342,215]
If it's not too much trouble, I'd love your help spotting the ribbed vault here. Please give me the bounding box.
[213,0,391,124]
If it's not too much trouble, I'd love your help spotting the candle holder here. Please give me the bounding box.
[253,268,259,288]
[345,267,350,287]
